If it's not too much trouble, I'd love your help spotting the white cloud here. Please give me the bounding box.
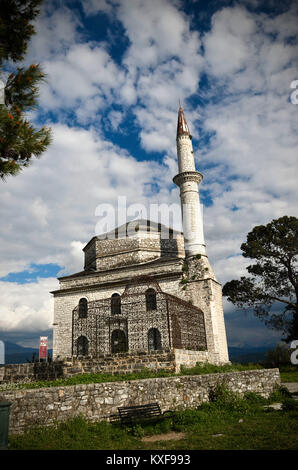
[0,123,168,278]
[39,43,124,120]
[107,110,124,131]
[204,7,257,76]
[28,4,82,62]
[82,0,113,16]
[0,278,57,332]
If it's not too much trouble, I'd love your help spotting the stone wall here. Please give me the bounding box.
[0,351,176,384]
[0,349,227,385]
[173,349,219,373]
[83,229,185,272]
[0,369,280,434]
[185,255,230,363]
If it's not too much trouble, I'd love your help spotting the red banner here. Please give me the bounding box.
[39,336,48,360]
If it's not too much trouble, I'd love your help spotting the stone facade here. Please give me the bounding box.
[52,223,229,364]
[71,278,207,357]
[0,369,280,434]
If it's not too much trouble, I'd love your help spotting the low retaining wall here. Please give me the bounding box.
[0,348,223,383]
[0,368,280,434]
[173,349,220,372]
[0,351,176,383]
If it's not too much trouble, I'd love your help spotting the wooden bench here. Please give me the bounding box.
[117,402,173,426]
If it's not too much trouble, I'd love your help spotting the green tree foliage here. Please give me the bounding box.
[0,0,51,179]
[223,216,298,343]
[264,342,291,368]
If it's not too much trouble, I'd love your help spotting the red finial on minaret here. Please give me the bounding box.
[177,106,190,138]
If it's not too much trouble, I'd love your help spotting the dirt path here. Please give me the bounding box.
[141,432,186,442]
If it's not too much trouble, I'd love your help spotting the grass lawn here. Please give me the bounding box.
[279,366,298,383]
[8,387,298,450]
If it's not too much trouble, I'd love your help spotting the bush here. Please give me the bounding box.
[269,386,292,402]
[206,383,264,414]
[131,424,145,438]
[282,398,298,411]
[243,392,267,405]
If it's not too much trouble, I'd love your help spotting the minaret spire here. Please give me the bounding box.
[177,106,190,138]
[173,107,206,257]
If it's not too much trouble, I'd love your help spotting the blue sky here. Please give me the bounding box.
[0,0,297,349]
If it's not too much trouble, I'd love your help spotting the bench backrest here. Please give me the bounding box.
[118,403,162,422]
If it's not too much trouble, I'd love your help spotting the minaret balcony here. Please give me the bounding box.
[173,171,203,187]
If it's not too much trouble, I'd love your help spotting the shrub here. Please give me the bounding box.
[131,424,145,438]
[282,398,298,411]
[207,383,257,414]
[243,392,267,405]
[269,386,293,403]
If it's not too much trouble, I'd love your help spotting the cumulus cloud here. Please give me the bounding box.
[0,278,57,333]
[0,123,168,278]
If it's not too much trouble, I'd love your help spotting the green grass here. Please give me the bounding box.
[279,365,298,383]
[0,369,175,391]
[180,362,264,375]
[9,387,298,450]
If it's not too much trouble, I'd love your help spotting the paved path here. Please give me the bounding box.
[283,382,298,394]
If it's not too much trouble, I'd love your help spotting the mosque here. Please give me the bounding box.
[51,107,229,365]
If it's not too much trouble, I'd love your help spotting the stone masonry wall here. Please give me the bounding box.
[0,351,176,384]
[0,369,280,434]
[173,349,219,373]
[184,255,230,363]
[84,236,185,272]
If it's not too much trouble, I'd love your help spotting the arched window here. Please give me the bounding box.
[148,328,162,351]
[79,298,88,318]
[145,288,157,311]
[77,336,88,356]
[111,329,127,353]
[111,293,121,315]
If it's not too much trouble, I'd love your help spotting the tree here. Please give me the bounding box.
[0,0,51,179]
[222,216,298,343]
[264,342,291,368]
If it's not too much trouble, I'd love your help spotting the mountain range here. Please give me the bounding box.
[0,341,52,364]
[0,341,271,365]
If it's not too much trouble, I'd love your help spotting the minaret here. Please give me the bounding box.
[173,107,206,257]
[173,106,230,364]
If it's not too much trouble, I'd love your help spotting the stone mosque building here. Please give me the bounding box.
[51,108,229,366]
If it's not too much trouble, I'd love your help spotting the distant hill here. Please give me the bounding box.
[1,341,272,365]
[228,346,270,364]
[0,341,52,364]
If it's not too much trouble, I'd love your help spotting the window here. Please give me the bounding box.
[148,328,162,351]
[111,293,121,315]
[79,298,88,318]
[145,288,157,311]
[111,329,127,353]
[77,336,88,356]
